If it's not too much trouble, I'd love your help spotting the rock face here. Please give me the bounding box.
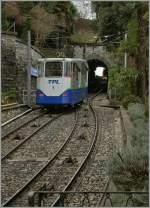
[1,32,43,103]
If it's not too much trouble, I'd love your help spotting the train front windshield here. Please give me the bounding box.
[45,62,63,77]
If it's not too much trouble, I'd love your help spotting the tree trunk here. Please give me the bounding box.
[136,4,148,97]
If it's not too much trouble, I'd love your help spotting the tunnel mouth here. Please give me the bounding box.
[87,59,108,93]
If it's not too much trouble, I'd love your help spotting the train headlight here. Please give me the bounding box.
[37,92,44,96]
[63,92,68,96]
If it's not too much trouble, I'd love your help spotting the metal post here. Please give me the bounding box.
[124,33,127,69]
[27,31,31,107]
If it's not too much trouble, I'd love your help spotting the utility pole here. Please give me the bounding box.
[27,31,31,107]
[124,33,127,69]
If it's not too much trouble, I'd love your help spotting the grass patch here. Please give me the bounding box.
[108,102,148,206]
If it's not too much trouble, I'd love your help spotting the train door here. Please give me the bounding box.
[44,61,65,96]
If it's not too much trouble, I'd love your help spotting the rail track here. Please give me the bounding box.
[1,109,65,159]
[1,108,43,138]
[2,91,121,207]
[1,104,30,124]
[27,92,119,207]
[51,94,115,207]
[2,99,98,207]
[2,108,76,206]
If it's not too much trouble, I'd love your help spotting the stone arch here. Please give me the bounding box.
[85,52,112,67]
[85,53,112,92]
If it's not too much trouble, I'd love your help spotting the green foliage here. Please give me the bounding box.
[108,148,148,192]
[116,19,139,58]
[92,2,135,38]
[2,90,16,98]
[108,102,148,205]
[108,66,139,100]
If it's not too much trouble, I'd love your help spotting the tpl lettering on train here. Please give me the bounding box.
[48,80,60,84]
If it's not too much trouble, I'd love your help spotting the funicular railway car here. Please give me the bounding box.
[36,58,89,105]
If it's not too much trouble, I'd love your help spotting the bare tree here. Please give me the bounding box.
[30,5,56,47]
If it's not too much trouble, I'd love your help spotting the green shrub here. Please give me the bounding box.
[108,102,148,206]
[108,66,139,100]
[108,148,148,192]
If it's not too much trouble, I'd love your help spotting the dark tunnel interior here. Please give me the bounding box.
[87,59,108,93]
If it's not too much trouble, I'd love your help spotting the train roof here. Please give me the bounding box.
[38,58,87,62]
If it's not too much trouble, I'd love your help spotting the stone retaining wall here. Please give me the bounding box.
[1,34,16,92]
[120,106,133,149]
[1,32,43,103]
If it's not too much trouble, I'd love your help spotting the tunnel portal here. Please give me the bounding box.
[87,59,108,93]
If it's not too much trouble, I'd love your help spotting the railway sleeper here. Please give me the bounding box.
[30,122,40,127]
[13,132,24,140]
[62,156,77,166]
[82,121,89,127]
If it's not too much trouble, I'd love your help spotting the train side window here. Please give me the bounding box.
[72,63,78,80]
[65,62,72,77]
[37,62,44,77]
[81,63,88,86]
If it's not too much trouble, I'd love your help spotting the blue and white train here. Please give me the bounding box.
[36,58,89,105]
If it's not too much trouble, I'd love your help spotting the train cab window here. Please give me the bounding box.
[45,62,63,77]
[37,62,44,77]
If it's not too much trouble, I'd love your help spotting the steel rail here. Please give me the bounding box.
[1,108,46,138]
[3,109,78,207]
[1,104,27,111]
[1,103,18,108]
[1,109,32,127]
[88,89,104,101]
[51,91,106,207]
[51,102,98,207]
[1,112,65,160]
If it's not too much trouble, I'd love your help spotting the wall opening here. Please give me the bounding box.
[87,59,108,93]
